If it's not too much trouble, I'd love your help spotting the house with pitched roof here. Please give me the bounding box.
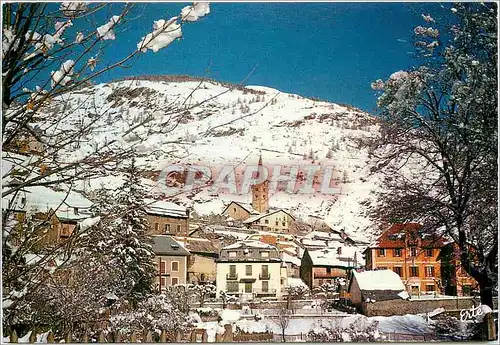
[243,209,295,233]
[3,185,93,248]
[364,222,478,296]
[348,269,409,311]
[300,246,364,288]
[145,199,190,237]
[222,201,260,221]
[174,236,219,283]
[216,240,288,301]
[152,235,190,289]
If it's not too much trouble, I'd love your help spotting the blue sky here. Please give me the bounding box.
[92,2,450,113]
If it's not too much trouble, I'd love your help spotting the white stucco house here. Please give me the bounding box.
[216,240,287,301]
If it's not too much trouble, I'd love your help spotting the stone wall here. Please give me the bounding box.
[362,297,480,316]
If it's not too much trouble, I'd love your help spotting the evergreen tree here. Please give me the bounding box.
[112,158,156,305]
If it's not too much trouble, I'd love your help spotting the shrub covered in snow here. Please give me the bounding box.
[307,319,380,342]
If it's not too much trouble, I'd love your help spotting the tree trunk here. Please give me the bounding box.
[479,279,494,308]
[282,330,286,343]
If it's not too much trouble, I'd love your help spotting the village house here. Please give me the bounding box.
[145,200,190,237]
[216,240,287,301]
[152,235,190,290]
[173,236,219,284]
[300,246,364,289]
[243,209,295,233]
[222,201,259,221]
[3,185,93,248]
[364,222,478,296]
[348,269,408,312]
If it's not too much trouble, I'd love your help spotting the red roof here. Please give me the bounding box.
[374,223,446,249]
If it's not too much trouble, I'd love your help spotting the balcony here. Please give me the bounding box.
[253,288,277,295]
[226,273,238,280]
[259,273,271,280]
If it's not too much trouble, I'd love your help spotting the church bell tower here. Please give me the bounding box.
[251,153,269,213]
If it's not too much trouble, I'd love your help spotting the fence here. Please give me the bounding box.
[379,331,444,342]
[272,333,306,342]
[6,325,234,343]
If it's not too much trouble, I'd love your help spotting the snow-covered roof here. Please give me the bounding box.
[223,201,260,215]
[303,230,343,241]
[145,199,188,218]
[281,252,301,266]
[3,185,92,220]
[352,270,405,291]
[242,209,294,224]
[286,277,308,289]
[307,248,363,267]
[222,240,277,250]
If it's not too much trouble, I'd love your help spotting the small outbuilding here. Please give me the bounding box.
[348,269,409,312]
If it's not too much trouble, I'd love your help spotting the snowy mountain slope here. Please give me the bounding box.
[37,76,383,240]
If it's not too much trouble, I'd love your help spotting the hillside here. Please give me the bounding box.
[37,76,383,240]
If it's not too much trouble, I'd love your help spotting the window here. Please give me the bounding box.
[409,247,417,257]
[261,265,269,278]
[165,224,171,233]
[425,248,433,257]
[462,285,472,296]
[394,248,402,257]
[229,251,237,258]
[161,277,166,287]
[276,221,279,226]
[229,265,236,276]
[177,225,181,233]
[171,277,179,285]
[326,267,331,274]
[265,219,269,224]
[171,261,179,272]
[318,279,324,285]
[246,265,252,276]
[160,261,166,274]
[425,266,435,277]
[282,222,286,226]
[233,207,236,212]
[393,266,403,277]
[377,248,385,257]
[261,251,269,258]
[245,282,253,293]
[426,284,435,292]
[262,281,269,292]
[227,281,238,292]
[74,207,79,215]
[410,266,419,277]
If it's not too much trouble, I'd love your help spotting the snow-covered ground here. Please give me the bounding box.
[194,308,433,342]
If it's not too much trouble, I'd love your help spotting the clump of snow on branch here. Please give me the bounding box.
[50,59,75,87]
[371,79,385,90]
[74,31,84,43]
[97,15,121,40]
[181,2,211,22]
[414,26,439,38]
[60,2,88,17]
[138,2,210,53]
[137,18,182,53]
[79,216,101,231]
[54,20,72,40]
[421,14,435,23]
[87,57,97,71]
